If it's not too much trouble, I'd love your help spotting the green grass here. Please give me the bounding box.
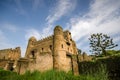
[0,65,108,80]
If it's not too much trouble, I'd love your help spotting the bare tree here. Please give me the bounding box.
[89,33,118,56]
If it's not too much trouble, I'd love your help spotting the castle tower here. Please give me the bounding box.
[53,25,64,70]
[25,36,37,58]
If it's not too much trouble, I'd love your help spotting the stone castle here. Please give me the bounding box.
[0,26,79,75]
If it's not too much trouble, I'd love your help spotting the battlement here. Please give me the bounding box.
[0,47,20,53]
[0,48,12,52]
[35,35,53,45]
[0,47,21,60]
[0,25,79,75]
[64,30,70,33]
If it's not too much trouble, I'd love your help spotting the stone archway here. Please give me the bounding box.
[7,62,14,71]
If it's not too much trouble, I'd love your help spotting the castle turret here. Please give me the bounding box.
[53,25,64,70]
[25,36,37,58]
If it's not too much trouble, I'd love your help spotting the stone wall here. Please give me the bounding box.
[25,36,53,58]
[52,26,79,74]
[0,26,79,75]
[28,52,53,72]
[78,52,92,62]
[15,58,29,74]
[0,47,21,60]
[0,59,8,68]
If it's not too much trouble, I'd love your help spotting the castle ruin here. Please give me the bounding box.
[0,26,79,75]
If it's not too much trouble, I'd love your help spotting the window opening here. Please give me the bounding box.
[61,44,63,48]
[50,45,52,50]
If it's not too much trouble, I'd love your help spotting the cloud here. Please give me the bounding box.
[44,0,76,36]
[25,28,53,41]
[29,0,77,40]
[46,0,76,25]
[67,0,120,53]
[2,23,18,32]
[25,28,41,40]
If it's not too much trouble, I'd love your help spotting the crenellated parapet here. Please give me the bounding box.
[34,35,53,45]
[0,47,20,54]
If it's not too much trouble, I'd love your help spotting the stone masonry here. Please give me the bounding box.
[0,26,79,75]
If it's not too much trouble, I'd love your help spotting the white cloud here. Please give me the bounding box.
[114,36,120,43]
[25,0,77,40]
[2,23,18,32]
[67,0,120,53]
[24,28,43,57]
[44,0,76,36]
[25,28,41,40]
[25,27,54,41]
[46,0,76,24]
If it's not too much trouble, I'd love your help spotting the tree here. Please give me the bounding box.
[89,33,118,56]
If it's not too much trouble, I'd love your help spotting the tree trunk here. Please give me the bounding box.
[102,48,107,56]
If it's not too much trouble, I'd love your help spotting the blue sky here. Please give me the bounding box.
[0,0,120,57]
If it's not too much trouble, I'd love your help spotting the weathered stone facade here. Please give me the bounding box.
[78,52,92,62]
[0,26,79,75]
[0,47,21,70]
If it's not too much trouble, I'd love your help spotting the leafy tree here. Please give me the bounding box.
[89,33,118,56]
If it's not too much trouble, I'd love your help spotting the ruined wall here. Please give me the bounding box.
[71,55,79,75]
[15,58,29,74]
[78,52,92,62]
[28,52,53,72]
[0,47,21,70]
[0,47,21,60]
[0,60,8,68]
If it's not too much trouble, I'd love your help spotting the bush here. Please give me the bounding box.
[79,56,120,80]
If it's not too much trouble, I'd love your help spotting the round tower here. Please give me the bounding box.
[53,25,64,70]
[25,36,37,58]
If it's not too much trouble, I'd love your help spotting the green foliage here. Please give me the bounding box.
[0,68,3,71]
[0,70,19,80]
[106,50,120,56]
[79,56,120,80]
[89,33,118,56]
[0,69,108,80]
